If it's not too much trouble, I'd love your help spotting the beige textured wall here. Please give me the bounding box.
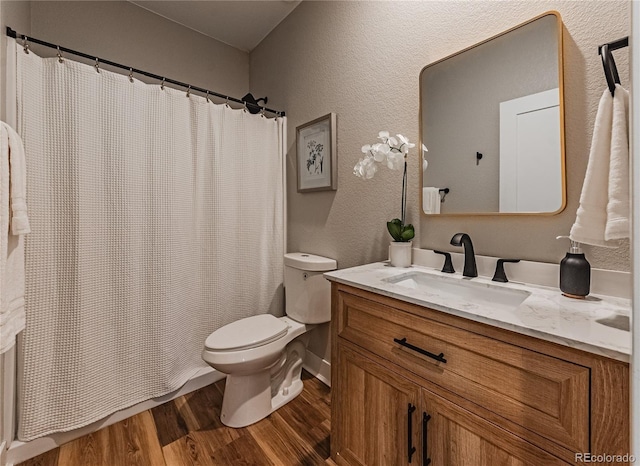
[28,1,249,99]
[250,0,631,272]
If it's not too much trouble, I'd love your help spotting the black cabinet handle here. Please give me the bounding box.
[422,412,432,466]
[408,403,417,463]
[394,337,447,364]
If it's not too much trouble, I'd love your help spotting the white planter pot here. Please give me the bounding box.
[389,241,412,267]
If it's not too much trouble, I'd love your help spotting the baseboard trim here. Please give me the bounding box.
[303,350,331,387]
[6,367,224,465]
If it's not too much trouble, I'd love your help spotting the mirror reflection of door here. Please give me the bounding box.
[420,12,565,215]
[499,89,561,212]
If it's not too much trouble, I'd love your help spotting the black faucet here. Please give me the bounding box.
[450,233,477,278]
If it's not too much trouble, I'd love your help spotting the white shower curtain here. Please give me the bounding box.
[14,46,285,440]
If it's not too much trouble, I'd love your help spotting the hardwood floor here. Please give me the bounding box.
[19,371,332,466]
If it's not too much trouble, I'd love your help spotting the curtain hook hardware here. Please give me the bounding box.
[186,85,191,98]
[225,96,230,108]
[56,46,63,63]
[161,77,165,90]
[128,68,134,83]
[22,36,29,54]
[94,58,100,73]
[260,107,266,118]
[205,90,209,103]
[242,101,247,113]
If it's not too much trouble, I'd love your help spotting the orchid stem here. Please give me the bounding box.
[401,160,407,226]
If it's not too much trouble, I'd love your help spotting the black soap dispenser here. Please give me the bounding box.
[556,236,590,299]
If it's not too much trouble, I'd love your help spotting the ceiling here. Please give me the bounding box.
[130,1,301,52]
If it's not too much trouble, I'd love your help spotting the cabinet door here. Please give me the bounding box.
[333,344,421,466]
[422,389,571,466]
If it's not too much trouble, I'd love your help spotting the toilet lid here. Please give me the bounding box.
[204,314,289,351]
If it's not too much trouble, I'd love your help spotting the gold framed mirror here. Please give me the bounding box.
[420,11,565,216]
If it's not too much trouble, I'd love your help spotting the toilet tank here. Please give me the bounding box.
[284,253,337,324]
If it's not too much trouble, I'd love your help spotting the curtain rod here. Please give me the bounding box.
[5,27,285,117]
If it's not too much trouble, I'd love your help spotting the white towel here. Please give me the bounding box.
[0,121,30,354]
[423,187,441,214]
[5,123,30,235]
[605,85,630,240]
[570,85,629,247]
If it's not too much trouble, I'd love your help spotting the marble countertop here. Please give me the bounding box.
[325,262,632,363]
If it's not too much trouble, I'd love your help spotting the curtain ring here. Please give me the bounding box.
[161,77,165,90]
[242,101,247,112]
[22,36,29,54]
[260,108,266,118]
[205,90,209,103]
[225,96,230,108]
[128,68,134,83]
[186,85,191,98]
[56,46,63,63]
[95,58,100,73]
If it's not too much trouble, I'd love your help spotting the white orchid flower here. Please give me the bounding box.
[367,143,385,162]
[373,152,386,163]
[369,143,380,152]
[355,131,417,242]
[421,143,429,171]
[396,134,415,154]
[356,131,415,176]
[353,156,378,179]
[400,142,415,154]
[422,142,429,172]
[365,158,378,178]
[386,152,404,170]
[397,134,410,144]
[377,131,398,148]
[353,158,365,178]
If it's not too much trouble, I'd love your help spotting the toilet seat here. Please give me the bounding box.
[205,314,289,352]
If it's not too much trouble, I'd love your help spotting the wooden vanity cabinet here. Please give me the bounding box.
[330,283,630,466]
[333,345,421,465]
[335,343,570,466]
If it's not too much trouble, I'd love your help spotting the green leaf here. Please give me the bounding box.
[386,219,402,242]
[387,219,414,242]
[400,224,415,241]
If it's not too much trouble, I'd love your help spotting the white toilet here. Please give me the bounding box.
[201,252,336,428]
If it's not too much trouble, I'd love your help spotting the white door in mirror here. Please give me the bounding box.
[499,88,562,212]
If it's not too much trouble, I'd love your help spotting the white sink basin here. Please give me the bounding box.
[383,271,531,311]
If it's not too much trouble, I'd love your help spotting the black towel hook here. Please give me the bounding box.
[598,37,628,97]
[600,44,616,97]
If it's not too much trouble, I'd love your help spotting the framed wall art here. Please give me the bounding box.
[296,113,337,192]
